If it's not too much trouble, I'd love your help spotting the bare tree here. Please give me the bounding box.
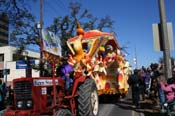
[47,1,115,56]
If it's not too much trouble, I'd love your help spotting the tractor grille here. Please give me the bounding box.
[14,81,32,109]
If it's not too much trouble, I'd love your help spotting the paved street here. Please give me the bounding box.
[99,103,144,116]
[99,88,163,116]
[99,97,163,116]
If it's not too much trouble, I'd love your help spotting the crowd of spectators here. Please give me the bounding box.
[128,63,175,111]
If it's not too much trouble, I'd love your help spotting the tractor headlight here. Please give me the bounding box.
[164,103,168,107]
[26,100,33,108]
[17,101,23,108]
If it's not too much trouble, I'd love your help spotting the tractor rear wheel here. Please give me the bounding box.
[77,78,99,116]
[55,109,72,116]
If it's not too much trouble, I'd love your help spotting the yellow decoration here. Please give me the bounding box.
[99,46,105,51]
[72,35,85,62]
[44,52,49,59]
[76,19,84,35]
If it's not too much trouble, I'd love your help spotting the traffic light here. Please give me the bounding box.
[3,69,10,75]
[0,69,10,77]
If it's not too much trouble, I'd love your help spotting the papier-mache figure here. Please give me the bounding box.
[71,20,85,62]
[105,45,117,63]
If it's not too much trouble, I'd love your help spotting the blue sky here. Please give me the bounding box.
[31,0,175,69]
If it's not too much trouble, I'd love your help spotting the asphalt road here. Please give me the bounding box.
[99,98,164,116]
[99,103,142,116]
[100,103,147,116]
[99,97,145,116]
[98,89,162,116]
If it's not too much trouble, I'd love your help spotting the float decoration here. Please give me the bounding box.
[67,21,131,95]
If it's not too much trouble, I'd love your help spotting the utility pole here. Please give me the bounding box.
[158,0,172,79]
[39,0,43,76]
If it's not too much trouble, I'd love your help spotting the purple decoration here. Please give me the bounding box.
[61,64,73,75]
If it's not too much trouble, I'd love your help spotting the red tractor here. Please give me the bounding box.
[4,66,98,116]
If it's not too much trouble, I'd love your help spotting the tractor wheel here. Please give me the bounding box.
[55,109,72,116]
[77,78,99,116]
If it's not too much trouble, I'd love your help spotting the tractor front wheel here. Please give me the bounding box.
[78,78,99,116]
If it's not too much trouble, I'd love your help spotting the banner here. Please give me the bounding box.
[41,29,62,56]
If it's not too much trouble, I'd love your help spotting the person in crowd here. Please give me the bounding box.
[56,57,73,90]
[168,66,175,84]
[149,63,160,103]
[155,64,166,110]
[128,69,142,108]
[139,67,146,101]
[144,68,151,96]
[160,79,175,102]
[2,82,7,102]
[160,78,175,112]
[156,73,166,112]
[0,80,3,110]
[8,85,13,105]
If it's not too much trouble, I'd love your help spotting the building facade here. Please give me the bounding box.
[0,13,9,46]
[0,46,40,85]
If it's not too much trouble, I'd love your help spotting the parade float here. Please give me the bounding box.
[4,20,131,116]
[67,21,131,96]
